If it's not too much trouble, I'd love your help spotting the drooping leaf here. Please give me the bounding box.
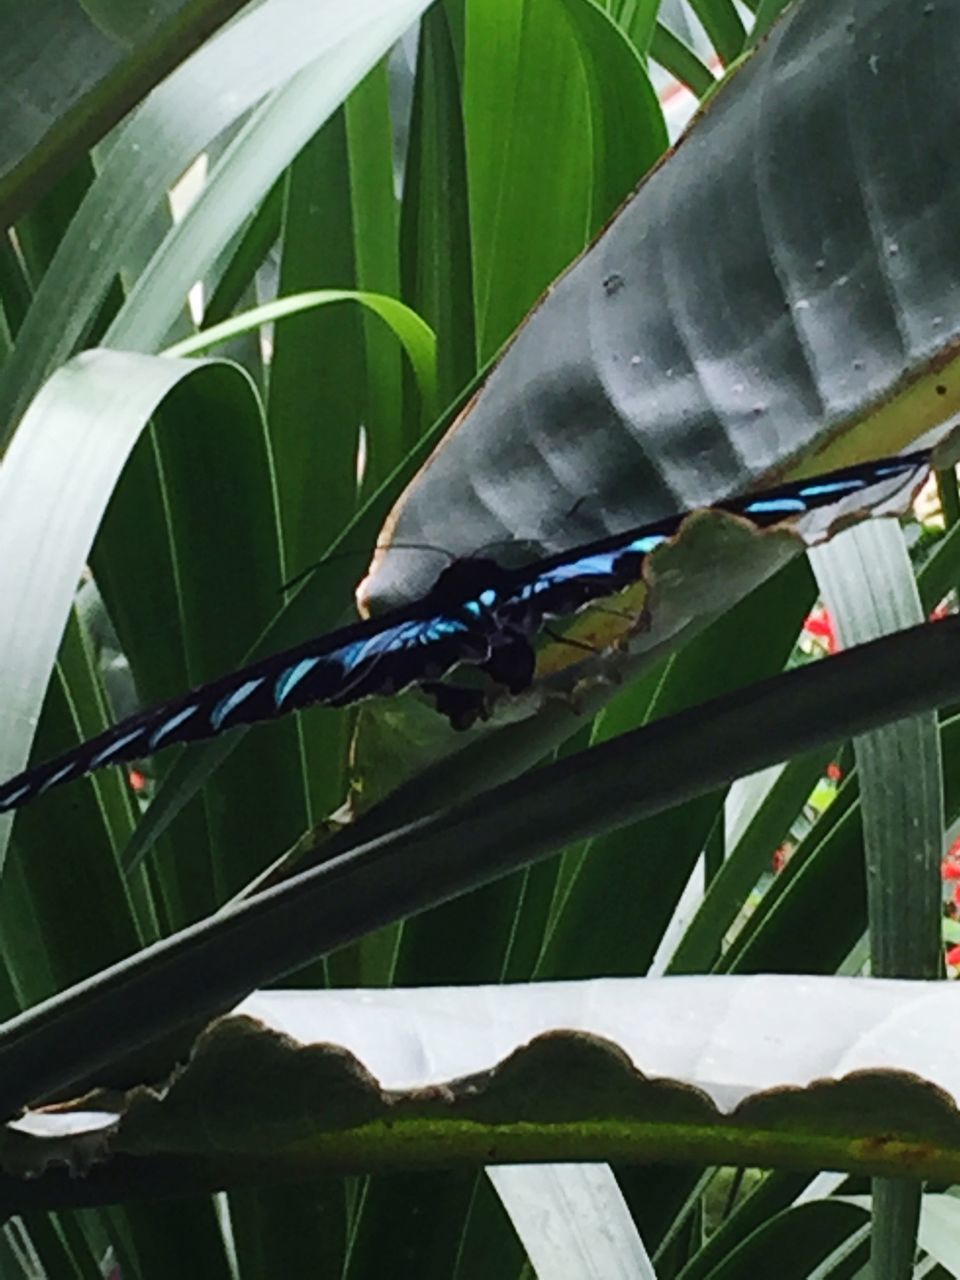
[6,976,960,1202]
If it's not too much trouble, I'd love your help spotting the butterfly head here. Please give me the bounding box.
[425,557,521,622]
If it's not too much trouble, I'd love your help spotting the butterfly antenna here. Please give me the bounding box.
[278,557,329,594]
[278,541,460,595]
[542,627,601,656]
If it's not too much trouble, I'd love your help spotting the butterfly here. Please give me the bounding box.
[0,449,930,814]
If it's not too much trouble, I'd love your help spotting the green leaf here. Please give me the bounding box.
[0,351,253,874]
[0,0,435,437]
[344,59,405,487]
[266,113,363,580]
[811,523,943,979]
[463,0,596,357]
[200,179,284,329]
[686,0,746,65]
[0,0,248,227]
[811,521,940,1280]
[649,24,718,97]
[101,5,432,358]
[557,0,667,231]
[695,1202,868,1279]
[165,289,437,413]
[667,744,836,975]
[400,5,477,410]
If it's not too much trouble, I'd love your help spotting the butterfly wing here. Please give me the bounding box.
[497,451,931,625]
[0,606,488,814]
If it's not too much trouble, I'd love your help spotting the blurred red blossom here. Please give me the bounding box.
[941,835,960,886]
[803,604,837,653]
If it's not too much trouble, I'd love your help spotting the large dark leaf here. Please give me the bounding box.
[363,0,960,613]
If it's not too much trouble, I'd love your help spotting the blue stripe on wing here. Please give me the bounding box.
[743,496,808,514]
[274,657,324,709]
[148,703,199,751]
[210,678,267,731]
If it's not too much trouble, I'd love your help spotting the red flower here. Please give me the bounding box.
[128,769,147,794]
[804,605,837,653]
[943,835,960,881]
[946,944,960,968]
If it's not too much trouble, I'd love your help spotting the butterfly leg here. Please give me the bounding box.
[420,633,537,729]
[420,681,490,730]
[481,633,536,694]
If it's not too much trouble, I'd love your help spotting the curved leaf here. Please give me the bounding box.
[165,289,438,413]
[0,350,259,876]
[101,14,425,357]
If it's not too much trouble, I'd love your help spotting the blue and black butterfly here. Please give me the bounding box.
[0,449,930,814]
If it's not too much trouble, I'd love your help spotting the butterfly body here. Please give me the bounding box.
[0,448,932,814]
